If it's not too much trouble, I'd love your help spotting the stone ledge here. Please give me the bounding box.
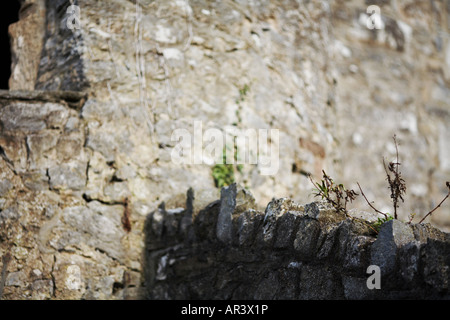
[144,183,450,299]
[0,90,88,110]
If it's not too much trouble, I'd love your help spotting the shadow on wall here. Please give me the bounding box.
[141,187,200,299]
[35,0,89,91]
[141,184,450,300]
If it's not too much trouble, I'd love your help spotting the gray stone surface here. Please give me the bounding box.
[1,0,449,300]
[293,218,321,257]
[371,219,415,276]
[48,162,87,191]
[216,183,237,245]
[144,188,450,299]
[0,180,12,197]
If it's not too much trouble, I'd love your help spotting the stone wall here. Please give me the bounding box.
[0,0,449,300]
[8,0,46,91]
[144,184,450,300]
[0,90,142,299]
[8,0,450,229]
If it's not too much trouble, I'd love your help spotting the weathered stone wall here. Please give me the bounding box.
[0,0,449,300]
[8,0,450,228]
[8,0,46,91]
[0,90,143,299]
[329,0,450,229]
[144,184,450,300]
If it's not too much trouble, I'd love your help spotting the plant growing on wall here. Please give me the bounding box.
[212,144,242,189]
[357,135,450,226]
[309,170,358,215]
[309,135,450,233]
[236,84,250,104]
[212,161,235,188]
[308,170,381,234]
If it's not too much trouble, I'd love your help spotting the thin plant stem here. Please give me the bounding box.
[418,184,450,224]
[357,182,389,219]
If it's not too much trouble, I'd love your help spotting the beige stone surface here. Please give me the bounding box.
[8,0,46,90]
[0,0,449,300]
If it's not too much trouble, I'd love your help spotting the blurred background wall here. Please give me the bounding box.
[0,0,449,299]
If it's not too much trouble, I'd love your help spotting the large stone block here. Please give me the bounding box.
[216,183,237,244]
[48,162,87,191]
[0,102,69,133]
[370,219,415,277]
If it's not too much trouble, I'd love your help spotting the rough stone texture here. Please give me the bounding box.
[35,0,89,91]
[144,185,450,300]
[8,0,46,91]
[0,91,141,300]
[371,219,416,276]
[0,0,449,300]
[8,0,449,228]
[216,184,236,245]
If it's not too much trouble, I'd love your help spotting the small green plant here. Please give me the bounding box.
[234,109,242,126]
[309,170,358,215]
[212,147,235,188]
[212,142,246,188]
[309,170,380,234]
[372,213,394,233]
[237,84,250,103]
[212,162,235,188]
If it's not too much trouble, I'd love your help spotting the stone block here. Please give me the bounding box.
[370,219,415,277]
[236,209,263,247]
[48,162,87,191]
[216,183,236,244]
[61,203,125,261]
[293,217,321,259]
[0,102,69,133]
[273,211,301,249]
